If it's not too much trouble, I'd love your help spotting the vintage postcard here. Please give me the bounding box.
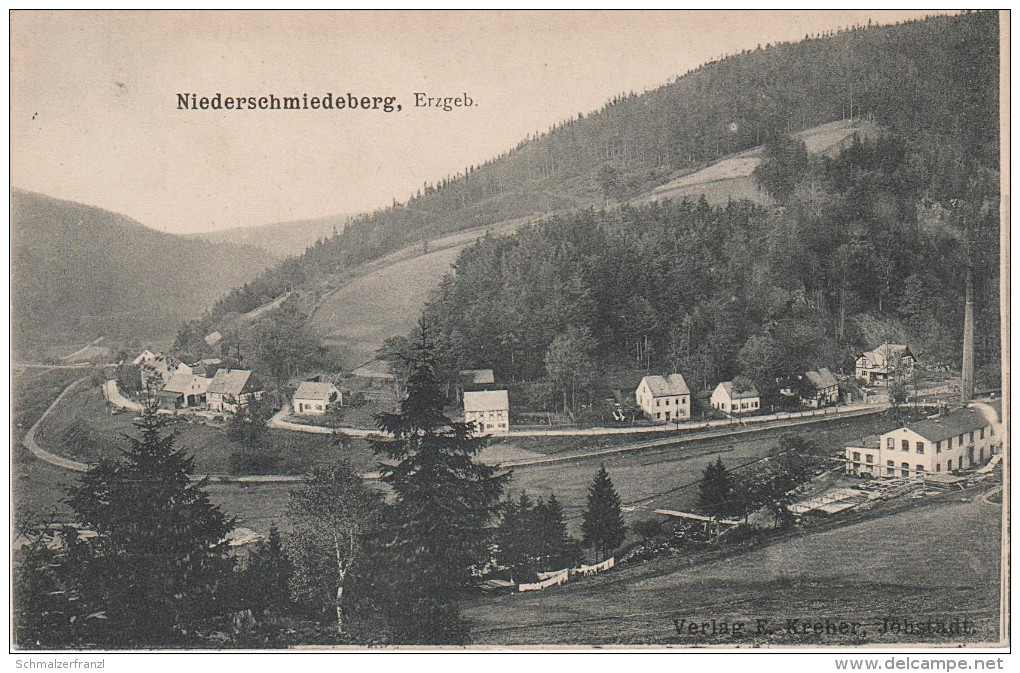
[9,9,1009,661]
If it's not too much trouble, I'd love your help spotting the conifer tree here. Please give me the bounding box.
[369,318,510,644]
[580,464,626,562]
[63,401,233,646]
[697,457,736,517]
[239,527,293,618]
[535,493,577,569]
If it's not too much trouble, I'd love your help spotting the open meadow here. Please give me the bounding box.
[463,484,1003,646]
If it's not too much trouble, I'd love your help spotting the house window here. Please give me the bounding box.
[936,464,941,472]
[886,460,894,475]
[916,442,924,454]
[947,459,953,471]
[936,441,941,453]
[681,398,686,405]
[852,452,861,462]
[656,413,661,420]
[959,435,964,447]
[979,428,984,439]
[656,400,660,407]
[990,426,995,436]
[315,405,322,411]
[887,438,894,449]
[665,398,671,405]
[866,454,874,463]
[901,462,909,477]
[916,465,925,473]
[969,431,974,443]
[901,440,909,452]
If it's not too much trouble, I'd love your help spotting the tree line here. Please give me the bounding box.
[422,130,999,414]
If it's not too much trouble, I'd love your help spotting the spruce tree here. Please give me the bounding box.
[239,527,293,618]
[63,401,233,646]
[580,464,626,562]
[697,457,735,517]
[535,493,577,569]
[369,319,510,644]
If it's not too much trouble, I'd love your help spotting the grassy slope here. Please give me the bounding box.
[463,487,1003,646]
[32,384,380,476]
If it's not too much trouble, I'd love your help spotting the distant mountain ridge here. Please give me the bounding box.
[188,213,350,259]
[11,189,275,354]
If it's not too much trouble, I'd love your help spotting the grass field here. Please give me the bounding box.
[32,384,381,476]
[463,485,1003,646]
[499,410,917,535]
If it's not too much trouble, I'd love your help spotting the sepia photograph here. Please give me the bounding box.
[8,9,1009,658]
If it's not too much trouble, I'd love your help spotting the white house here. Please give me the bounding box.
[855,344,916,384]
[636,374,691,423]
[845,405,1001,478]
[206,369,264,413]
[711,380,761,415]
[464,389,510,436]
[293,381,341,415]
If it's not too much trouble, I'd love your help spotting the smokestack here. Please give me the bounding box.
[961,266,975,404]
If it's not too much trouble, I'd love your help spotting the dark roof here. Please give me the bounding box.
[903,408,991,443]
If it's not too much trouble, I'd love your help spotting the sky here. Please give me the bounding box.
[11,10,947,234]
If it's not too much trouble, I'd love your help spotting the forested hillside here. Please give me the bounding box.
[11,190,274,353]
[424,129,1000,410]
[194,10,997,330]
[191,213,350,259]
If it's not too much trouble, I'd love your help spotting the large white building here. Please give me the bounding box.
[845,405,1001,478]
[636,374,691,423]
[464,389,510,436]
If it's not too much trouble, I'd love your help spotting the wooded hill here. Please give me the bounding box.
[11,190,274,355]
[195,11,997,330]
[189,212,351,260]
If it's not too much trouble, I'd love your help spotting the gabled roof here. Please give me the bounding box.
[463,389,509,412]
[902,408,992,443]
[132,350,156,365]
[640,374,690,397]
[162,369,197,394]
[460,369,495,385]
[804,368,838,390]
[716,380,759,400]
[207,369,256,396]
[860,343,914,367]
[294,381,339,402]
